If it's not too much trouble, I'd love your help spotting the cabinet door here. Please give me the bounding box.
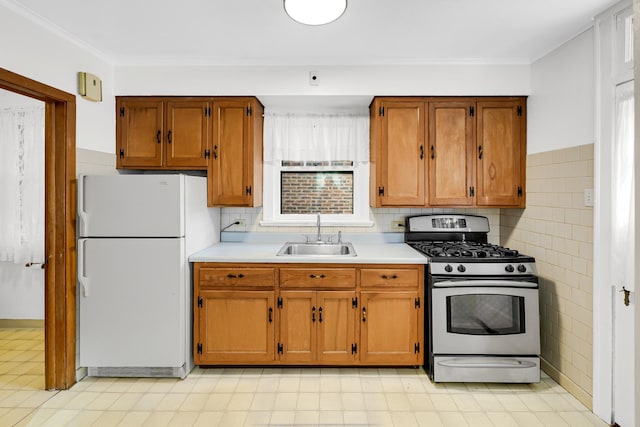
[476,100,525,207]
[279,291,316,363]
[373,100,426,206]
[165,100,211,169]
[210,98,261,206]
[196,290,275,364]
[117,99,164,168]
[317,291,357,363]
[428,100,475,206]
[360,292,420,365]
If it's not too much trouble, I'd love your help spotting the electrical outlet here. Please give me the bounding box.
[391,220,405,231]
[234,218,246,227]
[584,189,594,207]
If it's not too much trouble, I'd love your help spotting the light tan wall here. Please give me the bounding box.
[501,144,594,408]
[76,148,117,176]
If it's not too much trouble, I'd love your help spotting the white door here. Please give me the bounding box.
[78,237,185,367]
[78,174,185,238]
[611,80,636,427]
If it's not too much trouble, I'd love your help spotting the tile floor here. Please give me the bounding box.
[0,328,609,427]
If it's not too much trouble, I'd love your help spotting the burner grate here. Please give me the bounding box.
[409,241,520,259]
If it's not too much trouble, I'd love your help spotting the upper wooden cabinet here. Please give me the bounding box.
[427,99,475,206]
[370,98,426,206]
[476,100,525,207]
[370,96,526,208]
[116,97,211,170]
[208,97,263,207]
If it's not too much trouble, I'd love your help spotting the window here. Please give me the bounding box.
[262,113,371,226]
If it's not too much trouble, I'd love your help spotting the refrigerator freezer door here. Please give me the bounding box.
[79,237,186,368]
[78,174,186,237]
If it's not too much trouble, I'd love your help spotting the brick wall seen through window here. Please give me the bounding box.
[281,172,353,214]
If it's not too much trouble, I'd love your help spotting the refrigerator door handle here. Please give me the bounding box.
[78,239,89,297]
[77,175,89,237]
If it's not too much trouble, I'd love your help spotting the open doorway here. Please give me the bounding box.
[0,68,76,390]
[0,88,46,390]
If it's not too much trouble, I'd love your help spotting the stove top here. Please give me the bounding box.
[409,241,526,261]
[404,214,537,275]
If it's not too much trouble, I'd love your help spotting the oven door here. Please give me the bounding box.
[431,281,540,355]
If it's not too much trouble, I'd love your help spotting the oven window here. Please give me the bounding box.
[446,294,525,335]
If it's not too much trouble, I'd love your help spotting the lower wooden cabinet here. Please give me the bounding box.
[195,290,275,364]
[193,263,424,366]
[360,291,421,365]
[279,291,357,364]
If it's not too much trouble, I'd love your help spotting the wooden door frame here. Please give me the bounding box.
[0,68,76,390]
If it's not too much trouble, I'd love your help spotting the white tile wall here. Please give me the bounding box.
[221,208,501,244]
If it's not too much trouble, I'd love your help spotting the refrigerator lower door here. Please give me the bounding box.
[79,237,187,377]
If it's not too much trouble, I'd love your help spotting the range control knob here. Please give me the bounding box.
[457,265,466,273]
[505,264,515,273]
[517,264,527,273]
[445,264,453,273]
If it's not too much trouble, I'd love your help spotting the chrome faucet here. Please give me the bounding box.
[316,213,322,242]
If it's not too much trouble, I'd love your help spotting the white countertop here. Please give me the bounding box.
[189,232,427,264]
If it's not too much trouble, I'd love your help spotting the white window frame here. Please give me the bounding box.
[261,160,372,227]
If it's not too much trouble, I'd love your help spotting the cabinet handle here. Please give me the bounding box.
[362,307,367,322]
[227,273,245,279]
[381,274,398,280]
[156,130,161,144]
[318,306,323,323]
[430,145,435,159]
[478,145,483,159]
[167,130,172,144]
[213,145,218,159]
[420,145,424,160]
[268,307,273,323]
[312,306,316,322]
[309,274,326,279]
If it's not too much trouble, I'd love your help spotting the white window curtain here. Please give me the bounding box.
[611,85,634,288]
[263,112,369,162]
[0,106,45,264]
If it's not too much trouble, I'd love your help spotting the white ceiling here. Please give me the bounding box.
[5,0,620,66]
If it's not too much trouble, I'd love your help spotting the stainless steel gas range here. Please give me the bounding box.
[406,214,541,383]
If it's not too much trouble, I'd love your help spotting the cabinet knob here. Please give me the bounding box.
[309,274,326,279]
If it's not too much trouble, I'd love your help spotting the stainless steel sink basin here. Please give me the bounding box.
[276,242,357,257]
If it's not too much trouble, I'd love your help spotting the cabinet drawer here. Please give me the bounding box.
[280,268,356,288]
[199,268,275,288]
[361,268,420,288]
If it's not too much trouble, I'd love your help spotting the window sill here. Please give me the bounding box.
[259,220,375,228]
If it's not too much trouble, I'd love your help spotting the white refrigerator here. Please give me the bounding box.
[77,174,219,378]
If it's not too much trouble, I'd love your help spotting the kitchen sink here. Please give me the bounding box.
[276,242,357,257]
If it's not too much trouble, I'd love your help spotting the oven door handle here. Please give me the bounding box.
[437,358,537,369]
[432,279,538,288]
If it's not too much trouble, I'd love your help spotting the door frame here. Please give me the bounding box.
[0,68,76,390]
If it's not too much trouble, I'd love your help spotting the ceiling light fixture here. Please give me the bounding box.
[284,0,347,26]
